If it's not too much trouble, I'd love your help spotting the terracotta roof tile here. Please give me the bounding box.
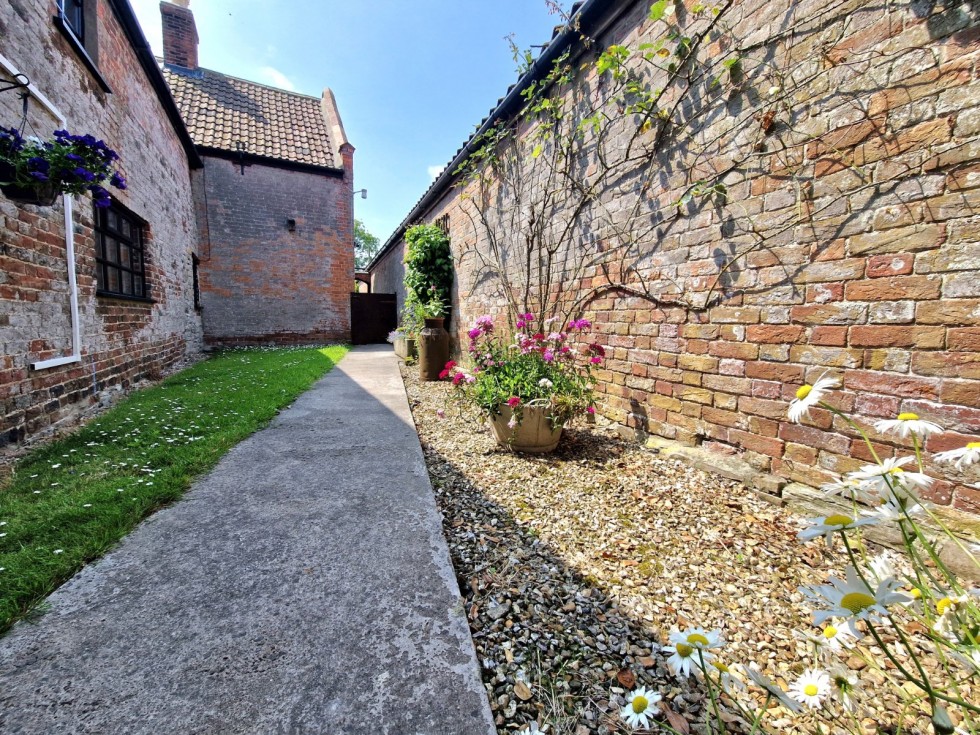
[162,65,336,168]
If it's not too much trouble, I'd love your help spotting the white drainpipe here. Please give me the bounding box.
[0,52,81,371]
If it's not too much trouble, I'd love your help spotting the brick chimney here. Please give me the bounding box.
[160,0,199,71]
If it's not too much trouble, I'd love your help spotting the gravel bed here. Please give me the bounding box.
[400,365,948,735]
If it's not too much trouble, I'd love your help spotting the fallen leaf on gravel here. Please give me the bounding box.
[513,681,533,701]
[617,668,637,689]
[664,705,690,734]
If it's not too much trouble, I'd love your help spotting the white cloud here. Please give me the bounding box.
[427,164,446,180]
[257,66,296,92]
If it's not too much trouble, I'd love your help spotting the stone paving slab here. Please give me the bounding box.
[0,345,495,735]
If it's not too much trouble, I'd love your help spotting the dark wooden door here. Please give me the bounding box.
[350,293,397,345]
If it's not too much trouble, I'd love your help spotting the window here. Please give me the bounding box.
[60,0,85,45]
[191,254,202,310]
[95,203,149,300]
[435,214,450,235]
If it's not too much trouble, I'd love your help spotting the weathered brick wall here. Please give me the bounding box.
[374,0,980,512]
[195,156,353,345]
[0,0,203,448]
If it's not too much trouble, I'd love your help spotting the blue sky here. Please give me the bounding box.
[130,0,566,245]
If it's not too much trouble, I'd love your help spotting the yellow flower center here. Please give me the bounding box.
[897,412,919,421]
[824,514,853,527]
[711,661,729,673]
[840,591,876,615]
[910,588,922,599]
[632,695,649,714]
[687,633,710,647]
[823,625,838,639]
[795,384,813,400]
[968,442,980,450]
[804,683,819,697]
[937,597,953,615]
[675,643,694,658]
[888,467,905,475]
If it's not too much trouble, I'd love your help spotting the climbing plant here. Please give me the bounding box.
[403,223,453,311]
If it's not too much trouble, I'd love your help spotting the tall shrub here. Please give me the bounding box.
[403,224,453,310]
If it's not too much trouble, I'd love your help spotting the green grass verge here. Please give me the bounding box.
[0,345,348,633]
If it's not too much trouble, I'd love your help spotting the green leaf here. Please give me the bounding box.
[649,0,669,22]
[532,144,543,159]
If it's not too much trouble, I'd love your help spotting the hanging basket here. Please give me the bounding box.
[0,161,59,206]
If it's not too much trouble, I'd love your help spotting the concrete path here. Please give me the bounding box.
[0,346,495,735]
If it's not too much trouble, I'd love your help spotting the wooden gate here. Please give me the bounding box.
[350,292,397,345]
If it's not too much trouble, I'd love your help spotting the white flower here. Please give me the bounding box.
[517,723,544,735]
[828,664,862,713]
[809,619,860,654]
[788,372,839,423]
[789,668,830,709]
[804,564,910,624]
[933,594,971,639]
[663,628,722,678]
[847,456,932,501]
[53,549,64,554]
[767,85,781,96]
[621,686,661,729]
[867,496,923,523]
[708,660,745,693]
[865,553,898,583]
[538,378,553,389]
[798,514,877,547]
[507,415,518,430]
[820,476,871,502]
[745,667,802,713]
[934,442,980,470]
[874,412,943,439]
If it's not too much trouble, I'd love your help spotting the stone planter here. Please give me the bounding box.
[489,404,563,454]
[418,317,450,381]
[0,162,58,207]
[393,336,417,360]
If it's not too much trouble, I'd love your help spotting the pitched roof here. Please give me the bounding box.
[161,65,339,169]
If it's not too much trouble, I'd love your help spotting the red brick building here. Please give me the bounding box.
[0,0,203,449]
[160,1,354,346]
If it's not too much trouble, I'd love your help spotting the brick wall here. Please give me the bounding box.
[0,0,203,448]
[372,0,980,512]
[195,156,353,345]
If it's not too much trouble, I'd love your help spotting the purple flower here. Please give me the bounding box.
[90,185,112,207]
[110,172,127,190]
[73,167,95,182]
[468,327,482,340]
[568,318,592,331]
[586,406,595,414]
[543,349,555,362]
[475,315,494,331]
[516,312,535,329]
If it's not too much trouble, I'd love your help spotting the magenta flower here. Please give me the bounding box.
[543,349,555,362]
[506,396,520,408]
[586,406,595,414]
[468,327,482,340]
[590,356,602,364]
[568,318,592,331]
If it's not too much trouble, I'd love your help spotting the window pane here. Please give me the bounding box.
[119,244,130,269]
[106,267,119,292]
[134,278,143,298]
[104,237,118,265]
[96,263,104,290]
[95,235,104,260]
[107,210,118,232]
[121,271,132,295]
[121,219,131,239]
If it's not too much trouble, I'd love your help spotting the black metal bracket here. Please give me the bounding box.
[0,74,30,96]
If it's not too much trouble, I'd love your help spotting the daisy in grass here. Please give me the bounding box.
[663,628,722,678]
[820,476,872,503]
[789,668,830,709]
[874,412,943,439]
[804,564,910,625]
[798,514,877,547]
[788,372,839,423]
[620,686,662,729]
[828,664,863,713]
[745,667,802,713]
[934,442,980,470]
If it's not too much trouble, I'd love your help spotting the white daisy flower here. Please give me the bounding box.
[933,594,971,639]
[809,619,860,654]
[847,457,932,500]
[537,378,553,389]
[866,553,899,583]
[789,668,830,709]
[874,412,943,439]
[934,442,980,470]
[663,628,722,677]
[867,496,923,523]
[745,667,802,713]
[820,476,872,503]
[620,686,661,729]
[804,564,910,624]
[798,514,877,546]
[828,664,863,713]
[788,372,839,423]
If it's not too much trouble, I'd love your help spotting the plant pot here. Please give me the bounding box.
[0,161,59,206]
[418,317,450,380]
[489,404,563,453]
[393,336,417,360]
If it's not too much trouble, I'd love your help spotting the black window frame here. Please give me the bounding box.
[94,202,151,303]
[60,0,85,45]
[53,0,112,93]
[191,254,202,311]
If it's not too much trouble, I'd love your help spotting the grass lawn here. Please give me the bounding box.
[0,345,348,633]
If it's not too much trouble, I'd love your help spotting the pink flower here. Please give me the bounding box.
[475,315,494,331]
[468,327,482,340]
[465,374,476,384]
[436,409,446,419]
[586,406,595,414]
[590,356,602,364]
[507,415,518,429]
[516,312,535,329]
[506,396,520,408]
[568,318,592,331]
[452,373,465,386]
[543,349,555,362]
